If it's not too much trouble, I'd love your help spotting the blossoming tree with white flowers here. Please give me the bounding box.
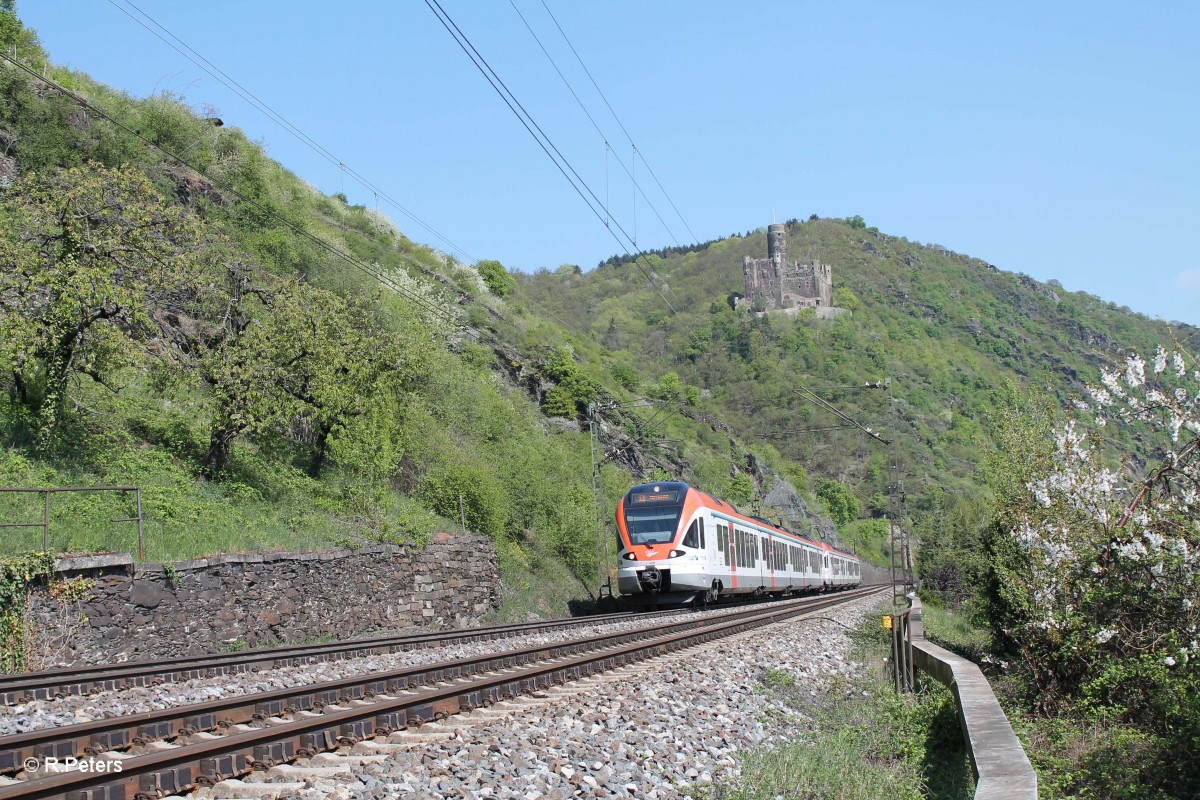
[986,345,1198,731]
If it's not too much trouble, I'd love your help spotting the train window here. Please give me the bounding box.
[623,506,683,546]
[698,518,705,549]
[683,520,699,549]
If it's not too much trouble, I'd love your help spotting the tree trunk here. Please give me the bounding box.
[204,422,240,476]
[307,419,335,479]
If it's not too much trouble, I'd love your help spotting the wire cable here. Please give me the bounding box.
[106,0,478,265]
[423,0,697,338]
[0,51,456,326]
[537,0,700,244]
[507,0,681,247]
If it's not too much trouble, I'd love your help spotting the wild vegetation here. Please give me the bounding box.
[3,6,1199,794]
[723,618,972,800]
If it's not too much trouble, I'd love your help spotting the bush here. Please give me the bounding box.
[817,479,860,527]
[477,259,516,298]
[418,464,510,541]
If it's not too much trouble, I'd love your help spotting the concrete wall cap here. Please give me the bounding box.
[55,553,134,572]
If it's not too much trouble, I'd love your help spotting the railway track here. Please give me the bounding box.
[0,587,884,800]
[0,607,696,705]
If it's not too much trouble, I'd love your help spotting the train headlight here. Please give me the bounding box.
[622,552,638,561]
[668,549,686,558]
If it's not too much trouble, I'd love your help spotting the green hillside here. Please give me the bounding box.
[0,9,833,598]
[2,3,1193,579]
[519,216,1193,553]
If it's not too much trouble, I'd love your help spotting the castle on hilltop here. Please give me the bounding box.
[739,223,833,312]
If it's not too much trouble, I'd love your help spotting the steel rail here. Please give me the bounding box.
[0,588,883,799]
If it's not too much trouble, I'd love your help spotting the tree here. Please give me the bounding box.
[603,317,619,350]
[728,473,755,508]
[983,350,1200,789]
[539,349,598,419]
[816,479,860,527]
[476,259,516,298]
[0,165,205,441]
[199,267,427,476]
[848,215,866,229]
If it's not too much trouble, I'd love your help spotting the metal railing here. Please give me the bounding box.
[0,486,144,559]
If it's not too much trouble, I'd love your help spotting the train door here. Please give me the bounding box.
[700,515,718,587]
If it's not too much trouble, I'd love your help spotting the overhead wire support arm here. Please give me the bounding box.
[790,384,890,445]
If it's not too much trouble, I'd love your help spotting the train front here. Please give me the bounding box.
[615,481,703,602]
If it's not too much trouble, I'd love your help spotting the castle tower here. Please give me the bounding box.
[767,223,787,269]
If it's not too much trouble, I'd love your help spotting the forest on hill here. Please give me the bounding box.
[520,214,1194,572]
[2,6,1198,793]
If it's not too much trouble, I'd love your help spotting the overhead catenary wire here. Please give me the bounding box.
[423,0,700,340]
[0,51,457,326]
[508,0,680,246]
[105,0,478,266]
[536,0,700,245]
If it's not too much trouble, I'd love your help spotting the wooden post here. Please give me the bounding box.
[136,487,144,562]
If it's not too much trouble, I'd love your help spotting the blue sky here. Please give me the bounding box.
[18,1,1200,326]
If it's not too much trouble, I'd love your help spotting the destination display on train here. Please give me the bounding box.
[629,490,679,505]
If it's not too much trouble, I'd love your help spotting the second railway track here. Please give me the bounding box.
[0,607,697,705]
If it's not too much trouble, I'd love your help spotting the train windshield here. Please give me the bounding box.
[623,506,683,546]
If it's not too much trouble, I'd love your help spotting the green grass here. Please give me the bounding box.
[710,617,973,800]
[482,534,597,622]
[918,600,993,663]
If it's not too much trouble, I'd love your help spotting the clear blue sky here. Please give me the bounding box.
[18,1,1200,326]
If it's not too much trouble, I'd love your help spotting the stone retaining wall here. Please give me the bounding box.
[23,532,501,666]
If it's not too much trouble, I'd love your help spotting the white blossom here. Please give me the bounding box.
[1125,353,1146,388]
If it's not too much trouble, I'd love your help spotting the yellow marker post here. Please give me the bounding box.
[882,614,893,630]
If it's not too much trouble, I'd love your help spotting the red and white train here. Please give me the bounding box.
[615,481,861,604]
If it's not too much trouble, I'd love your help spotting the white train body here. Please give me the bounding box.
[615,481,862,603]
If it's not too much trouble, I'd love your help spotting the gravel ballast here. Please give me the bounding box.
[254,592,891,800]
